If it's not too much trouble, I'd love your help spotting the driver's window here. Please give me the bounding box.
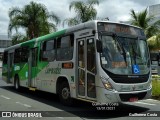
[101,36,114,67]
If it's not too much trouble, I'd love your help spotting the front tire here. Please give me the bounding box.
[59,81,73,106]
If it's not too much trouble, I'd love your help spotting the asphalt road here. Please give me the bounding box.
[0,76,160,120]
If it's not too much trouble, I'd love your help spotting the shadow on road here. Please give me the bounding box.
[0,85,149,119]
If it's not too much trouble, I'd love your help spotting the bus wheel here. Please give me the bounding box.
[59,81,73,106]
[14,76,20,90]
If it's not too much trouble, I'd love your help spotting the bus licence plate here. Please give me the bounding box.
[129,97,138,102]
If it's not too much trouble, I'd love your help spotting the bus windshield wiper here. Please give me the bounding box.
[131,45,137,64]
[131,37,139,65]
[113,34,127,65]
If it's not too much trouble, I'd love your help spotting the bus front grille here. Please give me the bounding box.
[119,92,147,102]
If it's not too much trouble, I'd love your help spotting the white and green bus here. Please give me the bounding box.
[2,20,152,105]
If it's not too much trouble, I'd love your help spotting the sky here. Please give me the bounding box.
[0,0,160,35]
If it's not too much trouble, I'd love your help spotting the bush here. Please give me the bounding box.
[152,79,160,97]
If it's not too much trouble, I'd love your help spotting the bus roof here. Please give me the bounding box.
[4,20,142,52]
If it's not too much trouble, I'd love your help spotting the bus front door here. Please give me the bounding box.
[77,37,96,100]
[28,48,38,88]
[7,53,14,83]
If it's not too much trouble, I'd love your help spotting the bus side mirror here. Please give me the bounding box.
[96,40,102,53]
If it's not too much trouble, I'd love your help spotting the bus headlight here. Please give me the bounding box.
[100,76,114,90]
[147,80,152,89]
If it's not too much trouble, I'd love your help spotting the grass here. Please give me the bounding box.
[152,75,160,79]
[152,78,160,99]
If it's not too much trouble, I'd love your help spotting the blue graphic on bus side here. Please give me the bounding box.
[132,65,140,74]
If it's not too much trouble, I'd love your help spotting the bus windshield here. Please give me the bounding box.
[100,35,150,75]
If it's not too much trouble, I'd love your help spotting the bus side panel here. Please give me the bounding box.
[34,61,76,98]
[13,63,29,87]
[35,61,62,93]
[33,61,49,89]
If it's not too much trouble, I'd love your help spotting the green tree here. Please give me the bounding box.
[8,1,60,41]
[130,8,160,38]
[63,0,99,26]
[11,33,27,45]
[147,35,160,51]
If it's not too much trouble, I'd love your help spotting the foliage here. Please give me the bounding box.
[8,1,60,43]
[11,33,27,45]
[130,8,160,39]
[152,79,160,97]
[63,0,99,26]
[147,35,160,51]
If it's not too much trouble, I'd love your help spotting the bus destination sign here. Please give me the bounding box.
[97,22,145,37]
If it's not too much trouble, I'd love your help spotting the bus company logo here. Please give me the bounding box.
[45,67,61,74]
[2,112,11,117]
[14,66,20,71]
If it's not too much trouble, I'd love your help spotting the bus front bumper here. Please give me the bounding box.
[97,87,152,103]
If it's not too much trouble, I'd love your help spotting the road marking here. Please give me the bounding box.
[135,101,156,106]
[56,117,64,119]
[0,95,11,100]
[23,104,31,107]
[16,102,31,108]
[16,102,24,105]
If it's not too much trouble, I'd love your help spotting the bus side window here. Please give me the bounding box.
[13,47,29,63]
[56,35,74,61]
[14,48,21,63]
[21,47,29,62]
[41,39,55,62]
